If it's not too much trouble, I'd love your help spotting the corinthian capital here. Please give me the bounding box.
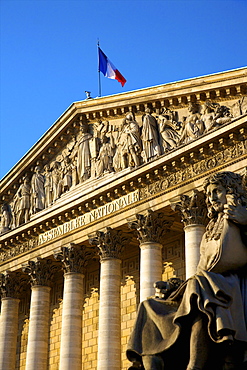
[170,190,207,227]
[22,257,59,287]
[0,271,27,299]
[54,243,95,274]
[88,227,131,261]
[128,209,174,244]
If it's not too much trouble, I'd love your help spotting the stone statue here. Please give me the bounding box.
[180,103,205,144]
[74,124,92,182]
[96,135,114,177]
[50,161,62,202]
[15,177,31,226]
[0,203,12,233]
[113,112,141,171]
[127,171,247,370]
[157,109,180,151]
[61,156,72,193]
[141,108,161,162]
[30,166,45,214]
[43,164,53,207]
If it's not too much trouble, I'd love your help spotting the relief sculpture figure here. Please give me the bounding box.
[96,135,114,177]
[61,156,72,193]
[141,108,161,162]
[30,165,45,214]
[157,109,180,152]
[15,177,31,226]
[43,164,53,207]
[113,112,142,171]
[180,103,205,144]
[127,171,247,370]
[74,124,92,182]
[0,203,12,233]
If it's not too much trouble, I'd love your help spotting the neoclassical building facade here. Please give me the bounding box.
[0,67,247,370]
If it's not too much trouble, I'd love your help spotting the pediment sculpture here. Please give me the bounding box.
[0,99,245,232]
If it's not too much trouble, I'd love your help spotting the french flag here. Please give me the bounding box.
[98,47,126,87]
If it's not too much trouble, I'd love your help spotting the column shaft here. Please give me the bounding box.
[59,272,84,370]
[98,258,121,370]
[184,224,205,279]
[0,297,20,370]
[25,286,51,370]
[140,242,163,302]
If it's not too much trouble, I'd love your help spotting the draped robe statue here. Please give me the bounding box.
[127,171,247,370]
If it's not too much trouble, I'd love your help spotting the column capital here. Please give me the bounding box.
[171,189,208,227]
[88,227,131,261]
[0,270,27,299]
[22,257,59,287]
[127,209,174,244]
[54,243,95,274]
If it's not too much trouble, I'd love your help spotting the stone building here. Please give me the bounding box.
[0,67,246,370]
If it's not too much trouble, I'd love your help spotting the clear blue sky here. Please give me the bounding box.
[0,0,247,179]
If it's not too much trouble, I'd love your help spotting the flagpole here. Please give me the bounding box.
[97,39,102,97]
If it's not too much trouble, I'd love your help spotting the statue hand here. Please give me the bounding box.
[223,203,247,225]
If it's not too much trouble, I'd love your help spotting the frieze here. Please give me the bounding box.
[139,139,247,200]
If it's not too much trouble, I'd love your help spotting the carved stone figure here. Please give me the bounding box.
[61,156,72,193]
[141,108,161,162]
[0,203,12,233]
[157,109,180,151]
[15,177,31,226]
[113,112,141,171]
[127,171,247,370]
[43,164,53,207]
[51,161,62,202]
[30,166,45,214]
[74,124,92,182]
[180,103,205,144]
[96,135,114,177]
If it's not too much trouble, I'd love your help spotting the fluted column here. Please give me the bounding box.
[128,210,174,302]
[0,271,26,370]
[171,190,207,278]
[89,227,130,370]
[22,258,58,370]
[54,243,95,370]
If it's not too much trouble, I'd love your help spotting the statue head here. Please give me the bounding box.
[203,171,247,218]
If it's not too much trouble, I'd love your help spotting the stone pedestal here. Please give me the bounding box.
[59,272,84,370]
[184,224,205,278]
[25,285,51,370]
[140,242,163,302]
[0,297,20,370]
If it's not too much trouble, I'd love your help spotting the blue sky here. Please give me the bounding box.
[0,0,247,179]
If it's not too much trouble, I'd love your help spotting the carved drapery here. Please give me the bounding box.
[128,209,174,244]
[88,226,130,260]
[1,98,244,234]
[170,190,208,226]
[0,271,27,299]
[53,243,95,274]
[22,257,58,287]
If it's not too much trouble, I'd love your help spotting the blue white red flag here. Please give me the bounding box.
[98,47,126,87]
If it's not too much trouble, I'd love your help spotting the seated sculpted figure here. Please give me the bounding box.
[127,171,247,370]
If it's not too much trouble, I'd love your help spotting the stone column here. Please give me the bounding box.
[0,271,26,370]
[22,258,58,370]
[89,227,130,370]
[54,243,95,370]
[128,210,174,302]
[171,190,207,279]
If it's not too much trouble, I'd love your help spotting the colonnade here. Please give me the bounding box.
[0,194,207,370]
